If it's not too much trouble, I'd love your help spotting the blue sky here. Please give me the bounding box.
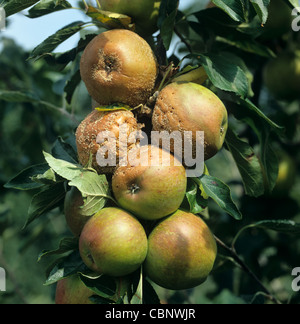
[0,0,203,53]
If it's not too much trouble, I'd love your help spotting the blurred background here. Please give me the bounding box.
[0,0,300,304]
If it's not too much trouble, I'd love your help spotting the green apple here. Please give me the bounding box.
[64,187,90,237]
[55,274,95,304]
[272,152,297,196]
[144,210,217,290]
[79,207,148,277]
[112,145,187,220]
[99,0,161,36]
[152,82,228,161]
[261,0,292,39]
[263,51,300,101]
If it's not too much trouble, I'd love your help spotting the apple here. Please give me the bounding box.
[99,0,161,37]
[272,151,297,196]
[112,145,187,220]
[80,29,158,107]
[261,0,292,39]
[79,207,148,277]
[75,109,139,174]
[263,51,300,101]
[144,210,217,290]
[64,187,90,237]
[55,274,95,304]
[152,82,228,161]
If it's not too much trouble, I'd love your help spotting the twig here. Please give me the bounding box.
[214,235,282,305]
[174,26,193,54]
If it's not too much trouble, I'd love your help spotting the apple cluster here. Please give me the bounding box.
[58,1,231,302]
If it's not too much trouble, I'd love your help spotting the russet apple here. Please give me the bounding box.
[80,29,158,107]
[152,82,228,161]
[55,274,95,304]
[75,109,139,174]
[112,145,187,220]
[144,210,217,290]
[79,207,148,277]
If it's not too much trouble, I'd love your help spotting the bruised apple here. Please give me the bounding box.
[99,0,161,37]
[112,145,187,220]
[79,207,148,277]
[55,274,95,304]
[152,82,228,161]
[144,210,217,290]
[80,29,158,107]
[75,109,139,174]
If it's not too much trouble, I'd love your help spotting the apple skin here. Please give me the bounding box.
[144,210,217,290]
[79,207,148,277]
[64,187,90,237]
[112,145,187,220]
[55,275,95,304]
[152,82,228,161]
[99,0,161,37]
[80,29,158,107]
[263,51,300,101]
[75,109,139,174]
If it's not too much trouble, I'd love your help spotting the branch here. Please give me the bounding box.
[214,235,282,305]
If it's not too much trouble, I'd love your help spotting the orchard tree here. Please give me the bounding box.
[2,0,300,304]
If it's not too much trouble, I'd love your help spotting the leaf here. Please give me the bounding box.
[86,6,133,30]
[0,90,39,103]
[184,179,207,214]
[130,267,143,304]
[3,0,40,17]
[43,152,112,214]
[211,0,246,22]
[198,175,242,220]
[51,136,78,164]
[44,250,87,285]
[253,220,300,234]
[25,182,65,228]
[198,52,249,98]
[29,21,86,60]
[4,163,49,190]
[250,0,270,24]
[79,274,117,301]
[225,127,264,197]
[27,0,72,18]
[38,237,78,261]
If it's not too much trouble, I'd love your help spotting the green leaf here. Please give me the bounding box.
[253,220,300,234]
[4,163,49,190]
[3,0,40,17]
[79,274,117,300]
[25,183,65,228]
[43,152,112,215]
[130,267,143,304]
[0,90,39,103]
[225,127,264,197]
[45,250,87,285]
[212,0,246,22]
[85,6,133,30]
[198,52,249,98]
[27,0,72,18]
[198,175,242,220]
[183,179,207,214]
[29,21,86,60]
[250,0,270,24]
[38,237,78,261]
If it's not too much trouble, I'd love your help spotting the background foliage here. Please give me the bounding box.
[0,0,300,304]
